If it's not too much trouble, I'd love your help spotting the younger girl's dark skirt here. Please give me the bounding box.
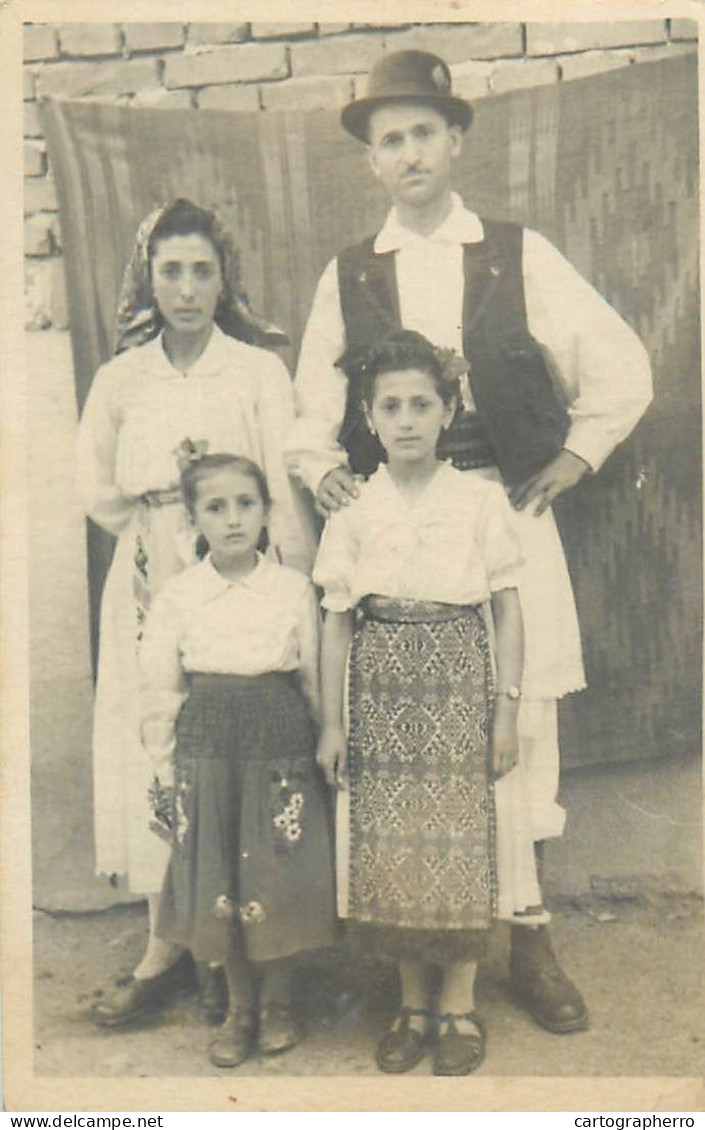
[157,672,335,965]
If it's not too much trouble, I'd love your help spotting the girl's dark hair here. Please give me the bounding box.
[181,454,271,557]
[181,453,271,515]
[343,330,459,406]
[148,199,226,271]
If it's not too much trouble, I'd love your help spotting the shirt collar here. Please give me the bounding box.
[196,552,272,603]
[374,193,484,254]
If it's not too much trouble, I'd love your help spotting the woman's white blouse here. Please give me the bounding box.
[313,462,523,612]
[75,324,310,571]
[139,555,320,780]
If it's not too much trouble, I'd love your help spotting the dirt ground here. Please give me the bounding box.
[33,893,704,1079]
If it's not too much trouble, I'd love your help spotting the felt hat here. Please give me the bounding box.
[341,49,473,142]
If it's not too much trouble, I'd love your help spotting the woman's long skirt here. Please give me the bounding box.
[156,672,336,965]
[92,498,193,894]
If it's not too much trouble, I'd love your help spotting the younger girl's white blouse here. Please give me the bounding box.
[313,461,523,612]
[139,555,320,781]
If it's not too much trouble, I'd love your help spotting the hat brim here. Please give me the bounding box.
[341,94,473,143]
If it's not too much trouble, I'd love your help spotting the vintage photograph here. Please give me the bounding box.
[6,5,704,1111]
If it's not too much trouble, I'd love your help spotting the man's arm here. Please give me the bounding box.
[284,257,349,490]
[513,228,653,513]
[283,258,360,514]
[254,350,317,573]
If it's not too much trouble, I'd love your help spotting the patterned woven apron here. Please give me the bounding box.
[346,595,498,933]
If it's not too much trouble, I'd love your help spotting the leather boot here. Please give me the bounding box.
[208,1009,257,1069]
[510,924,588,1034]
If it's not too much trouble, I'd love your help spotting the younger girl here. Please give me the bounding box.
[314,330,546,1077]
[139,453,334,1069]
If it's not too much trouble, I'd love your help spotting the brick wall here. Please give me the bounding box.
[23,19,697,330]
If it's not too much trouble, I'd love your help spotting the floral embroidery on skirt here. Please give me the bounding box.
[268,761,310,853]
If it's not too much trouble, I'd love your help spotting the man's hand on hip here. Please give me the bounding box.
[509,450,591,517]
[315,466,360,517]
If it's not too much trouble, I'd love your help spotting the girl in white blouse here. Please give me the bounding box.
[314,330,545,1077]
[140,453,334,1069]
[77,200,314,1027]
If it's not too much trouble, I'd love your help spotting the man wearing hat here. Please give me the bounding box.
[285,49,652,1046]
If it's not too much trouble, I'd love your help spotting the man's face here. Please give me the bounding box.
[366,101,462,210]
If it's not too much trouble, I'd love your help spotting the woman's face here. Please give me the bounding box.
[150,232,223,337]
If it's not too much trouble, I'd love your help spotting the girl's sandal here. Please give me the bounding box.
[433,1011,486,1076]
[208,1008,257,1069]
[375,1007,434,1074]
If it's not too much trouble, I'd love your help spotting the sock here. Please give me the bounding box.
[133,894,184,980]
[224,941,256,1015]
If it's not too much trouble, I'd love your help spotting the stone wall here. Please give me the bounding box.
[23,19,697,330]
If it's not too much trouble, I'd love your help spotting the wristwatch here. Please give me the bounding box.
[497,685,521,701]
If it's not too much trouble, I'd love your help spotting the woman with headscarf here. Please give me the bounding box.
[76,199,314,1026]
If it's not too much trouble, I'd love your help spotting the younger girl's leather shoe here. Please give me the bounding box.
[208,1009,257,1069]
[258,1002,301,1055]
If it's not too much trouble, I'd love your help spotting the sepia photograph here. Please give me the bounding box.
[2,1,703,1113]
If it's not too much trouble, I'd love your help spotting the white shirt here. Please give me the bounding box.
[76,324,311,571]
[313,461,522,613]
[285,194,653,493]
[139,555,320,782]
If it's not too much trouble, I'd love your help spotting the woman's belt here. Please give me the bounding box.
[359,594,480,624]
[140,488,183,507]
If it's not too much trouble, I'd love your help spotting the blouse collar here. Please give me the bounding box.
[144,323,241,380]
[195,552,273,603]
[371,460,456,511]
[374,193,484,254]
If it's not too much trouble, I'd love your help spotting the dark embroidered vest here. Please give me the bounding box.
[336,219,569,484]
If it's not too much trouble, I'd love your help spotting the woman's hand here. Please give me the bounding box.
[491,702,520,779]
[316,722,349,789]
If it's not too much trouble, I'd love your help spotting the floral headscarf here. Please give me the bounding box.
[113,201,288,355]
